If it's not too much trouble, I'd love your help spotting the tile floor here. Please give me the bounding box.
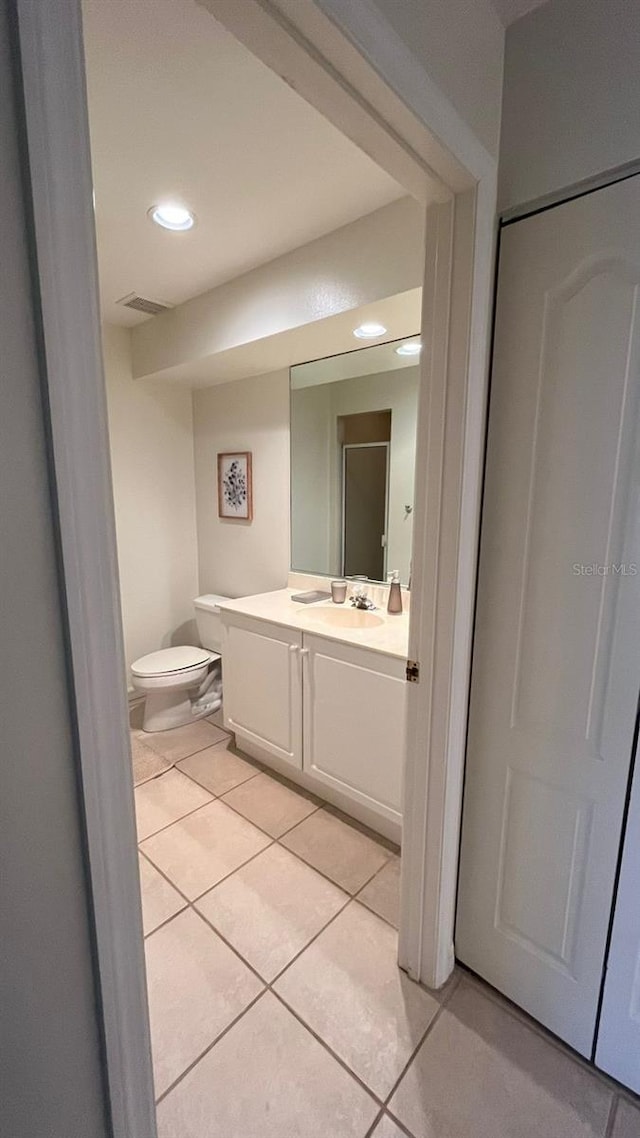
[134,718,640,1138]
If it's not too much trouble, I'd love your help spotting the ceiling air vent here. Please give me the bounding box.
[116,292,173,316]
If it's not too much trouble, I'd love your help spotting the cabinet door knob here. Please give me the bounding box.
[289,643,298,653]
[300,648,309,658]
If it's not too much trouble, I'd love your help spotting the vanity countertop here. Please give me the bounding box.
[217,589,410,660]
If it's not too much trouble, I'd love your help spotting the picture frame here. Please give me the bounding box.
[217,451,253,521]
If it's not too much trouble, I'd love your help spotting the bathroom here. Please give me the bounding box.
[7,0,640,1133]
[86,0,426,1119]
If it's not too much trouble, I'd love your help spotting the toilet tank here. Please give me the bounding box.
[193,594,231,654]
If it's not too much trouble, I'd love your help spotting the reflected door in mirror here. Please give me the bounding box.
[342,443,388,579]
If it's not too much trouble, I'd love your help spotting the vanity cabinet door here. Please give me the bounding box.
[222,615,303,769]
[302,633,405,825]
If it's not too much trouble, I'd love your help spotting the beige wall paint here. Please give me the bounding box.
[500,0,640,211]
[193,370,290,597]
[103,323,199,672]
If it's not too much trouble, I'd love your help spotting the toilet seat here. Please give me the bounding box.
[131,645,215,679]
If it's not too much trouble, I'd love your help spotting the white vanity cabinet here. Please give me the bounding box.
[221,609,406,833]
[303,633,404,827]
[222,614,303,770]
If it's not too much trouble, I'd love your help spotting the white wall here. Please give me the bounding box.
[1,1,110,1128]
[317,0,504,159]
[193,370,290,597]
[103,323,199,671]
[499,0,640,212]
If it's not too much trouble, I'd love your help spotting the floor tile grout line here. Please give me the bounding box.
[139,799,398,938]
[147,890,398,1113]
[140,749,395,881]
[140,800,394,916]
[353,855,398,896]
[457,967,625,1098]
[267,893,354,985]
[217,795,323,842]
[139,836,457,1128]
[281,799,398,856]
[194,877,353,988]
[141,835,278,909]
[137,725,232,768]
[144,860,381,994]
[221,761,326,810]
[140,823,357,919]
[153,988,267,1107]
[136,791,216,844]
[618,1088,640,1110]
[137,727,398,853]
[381,970,462,1116]
[276,833,392,897]
[604,1095,620,1138]
[352,894,399,932]
[364,1108,416,1138]
[177,765,261,800]
[141,833,358,978]
[138,770,299,849]
[134,738,426,1116]
[132,764,172,790]
[148,762,324,846]
[132,726,233,786]
[138,754,628,1127]
[138,846,197,907]
[188,775,393,892]
[191,903,275,988]
[142,903,189,941]
[362,1107,386,1138]
[270,986,388,1111]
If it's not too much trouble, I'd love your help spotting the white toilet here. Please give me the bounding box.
[131,594,230,733]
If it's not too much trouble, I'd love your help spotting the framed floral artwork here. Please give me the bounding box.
[217,452,253,520]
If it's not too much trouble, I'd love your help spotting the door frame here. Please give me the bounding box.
[341,441,391,580]
[13,0,498,1133]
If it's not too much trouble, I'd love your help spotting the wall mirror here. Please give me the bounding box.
[290,336,420,586]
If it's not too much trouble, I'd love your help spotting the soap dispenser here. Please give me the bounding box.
[387,570,403,615]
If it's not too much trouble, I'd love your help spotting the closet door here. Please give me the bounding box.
[456,176,640,1056]
[596,748,640,1093]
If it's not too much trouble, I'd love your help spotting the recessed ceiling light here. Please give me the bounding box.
[395,341,422,357]
[149,203,195,232]
[353,322,387,340]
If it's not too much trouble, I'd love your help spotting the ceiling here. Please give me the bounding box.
[82,0,405,327]
[490,0,549,25]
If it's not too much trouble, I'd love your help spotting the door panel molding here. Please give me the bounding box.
[457,175,640,1057]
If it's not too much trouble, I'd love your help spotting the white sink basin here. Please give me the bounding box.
[304,606,384,629]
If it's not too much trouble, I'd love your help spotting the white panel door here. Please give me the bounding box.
[303,633,405,825]
[596,747,640,1093]
[222,615,303,769]
[457,176,640,1056]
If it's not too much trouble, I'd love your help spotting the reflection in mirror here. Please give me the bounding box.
[290,337,420,586]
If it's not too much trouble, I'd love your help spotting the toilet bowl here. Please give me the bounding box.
[131,594,229,732]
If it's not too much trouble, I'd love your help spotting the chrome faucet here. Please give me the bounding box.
[349,585,376,610]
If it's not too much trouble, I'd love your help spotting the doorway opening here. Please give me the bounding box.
[16,0,497,1132]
